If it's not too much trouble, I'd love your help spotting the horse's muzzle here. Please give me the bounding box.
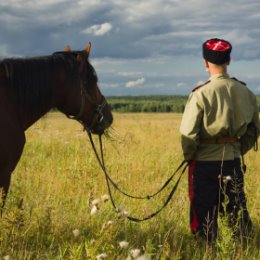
[85,100,113,135]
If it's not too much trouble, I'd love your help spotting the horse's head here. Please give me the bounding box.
[56,43,113,135]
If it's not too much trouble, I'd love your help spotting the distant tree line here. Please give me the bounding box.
[107,96,187,113]
[107,95,260,113]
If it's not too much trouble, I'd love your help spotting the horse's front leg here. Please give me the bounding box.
[0,169,12,210]
[0,126,25,215]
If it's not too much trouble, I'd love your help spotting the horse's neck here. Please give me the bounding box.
[22,69,67,130]
[21,106,53,131]
[12,57,66,130]
[1,57,70,131]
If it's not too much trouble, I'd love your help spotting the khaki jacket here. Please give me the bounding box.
[180,73,260,161]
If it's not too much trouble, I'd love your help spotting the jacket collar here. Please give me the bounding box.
[209,73,230,81]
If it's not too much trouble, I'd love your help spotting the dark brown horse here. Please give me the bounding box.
[0,43,113,209]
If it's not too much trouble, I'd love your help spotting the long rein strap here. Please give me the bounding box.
[87,131,188,222]
[87,132,187,200]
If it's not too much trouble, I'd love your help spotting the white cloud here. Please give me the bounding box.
[118,71,143,77]
[0,1,106,29]
[126,77,145,88]
[176,82,186,88]
[81,23,112,36]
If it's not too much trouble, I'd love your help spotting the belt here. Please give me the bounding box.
[200,136,239,144]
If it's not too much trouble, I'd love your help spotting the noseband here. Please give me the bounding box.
[66,80,107,133]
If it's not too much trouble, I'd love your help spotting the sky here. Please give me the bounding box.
[1,0,260,96]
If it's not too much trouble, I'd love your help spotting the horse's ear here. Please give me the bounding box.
[84,42,91,57]
[65,45,71,52]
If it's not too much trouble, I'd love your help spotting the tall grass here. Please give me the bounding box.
[0,112,259,260]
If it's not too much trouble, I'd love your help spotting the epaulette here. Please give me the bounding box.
[192,80,211,92]
[231,77,247,86]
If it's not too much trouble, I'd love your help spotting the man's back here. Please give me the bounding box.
[180,73,259,161]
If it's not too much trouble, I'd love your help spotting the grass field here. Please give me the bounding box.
[0,112,259,260]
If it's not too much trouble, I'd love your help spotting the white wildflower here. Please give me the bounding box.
[223,175,232,183]
[3,256,12,260]
[96,253,108,259]
[116,207,129,218]
[72,229,80,237]
[123,210,129,216]
[130,249,141,258]
[101,220,114,231]
[92,198,100,206]
[101,194,109,202]
[107,220,114,225]
[91,205,98,215]
[119,240,129,249]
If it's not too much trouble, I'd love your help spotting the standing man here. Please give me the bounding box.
[180,38,259,240]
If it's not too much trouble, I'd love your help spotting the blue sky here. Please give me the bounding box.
[1,0,260,95]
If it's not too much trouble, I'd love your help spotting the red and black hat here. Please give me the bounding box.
[202,38,232,65]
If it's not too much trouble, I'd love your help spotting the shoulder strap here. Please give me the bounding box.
[231,77,247,86]
[192,80,211,92]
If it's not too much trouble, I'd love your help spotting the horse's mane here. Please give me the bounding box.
[0,52,98,117]
[53,51,98,86]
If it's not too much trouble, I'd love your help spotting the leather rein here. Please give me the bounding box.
[86,131,188,222]
[67,85,187,222]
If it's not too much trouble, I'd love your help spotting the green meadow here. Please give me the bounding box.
[0,112,259,260]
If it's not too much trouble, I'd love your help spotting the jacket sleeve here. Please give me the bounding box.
[240,95,260,155]
[179,92,203,161]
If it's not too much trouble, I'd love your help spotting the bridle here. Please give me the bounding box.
[84,94,107,134]
[65,54,107,134]
[66,81,107,134]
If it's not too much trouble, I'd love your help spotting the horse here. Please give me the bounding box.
[0,42,113,209]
